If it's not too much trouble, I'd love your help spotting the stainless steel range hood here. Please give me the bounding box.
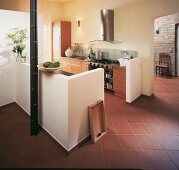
[89,9,122,44]
[100,9,114,42]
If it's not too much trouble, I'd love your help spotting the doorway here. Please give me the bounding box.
[154,13,179,77]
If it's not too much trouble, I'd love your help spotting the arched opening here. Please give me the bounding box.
[154,13,179,77]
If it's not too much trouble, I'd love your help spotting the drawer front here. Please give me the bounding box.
[62,64,71,72]
[71,65,81,74]
[70,60,82,66]
[113,67,126,80]
[113,82,126,91]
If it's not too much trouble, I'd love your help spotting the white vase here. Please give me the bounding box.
[65,47,73,57]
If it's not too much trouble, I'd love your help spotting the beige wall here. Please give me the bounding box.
[115,0,179,95]
[62,0,179,96]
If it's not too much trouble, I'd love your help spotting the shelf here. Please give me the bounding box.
[105,87,113,91]
[105,77,113,80]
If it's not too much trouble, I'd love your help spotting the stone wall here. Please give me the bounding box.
[154,14,179,76]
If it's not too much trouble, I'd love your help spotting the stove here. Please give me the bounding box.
[89,59,119,69]
[89,59,120,91]
[90,59,119,65]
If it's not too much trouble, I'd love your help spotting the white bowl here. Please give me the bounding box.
[37,62,66,73]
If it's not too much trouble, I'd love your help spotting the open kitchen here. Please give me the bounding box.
[1,0,179,169]
[36,9,141,151]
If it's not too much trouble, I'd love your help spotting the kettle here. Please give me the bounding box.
[95,50,103,60]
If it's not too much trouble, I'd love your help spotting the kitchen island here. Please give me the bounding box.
[59,56,141,103]
[39,68,104,151]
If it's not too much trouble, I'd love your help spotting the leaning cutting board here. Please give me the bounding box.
[88,100,107,143]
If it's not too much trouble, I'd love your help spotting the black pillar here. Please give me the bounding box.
[30,0,39,136]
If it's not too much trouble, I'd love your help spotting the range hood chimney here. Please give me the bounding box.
[100,9,114,42]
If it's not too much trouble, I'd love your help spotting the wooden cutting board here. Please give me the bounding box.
[88,100,107,143]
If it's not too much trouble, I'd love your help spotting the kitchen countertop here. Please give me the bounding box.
[60,56,126,68]
[60,56,89,62]
[56,70,74,76]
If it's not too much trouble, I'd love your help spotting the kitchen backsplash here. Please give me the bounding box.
[71,46,138,60]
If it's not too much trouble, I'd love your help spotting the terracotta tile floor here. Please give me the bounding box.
[0,76,179,169]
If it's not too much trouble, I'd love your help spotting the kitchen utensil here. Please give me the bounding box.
[95,51,103,60]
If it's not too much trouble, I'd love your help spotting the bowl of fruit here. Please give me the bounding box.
[37,61,65,72]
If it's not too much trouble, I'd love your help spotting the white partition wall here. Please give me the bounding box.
[126,57,142,103]
[68,69,104,150]
[39,69,104,151]
[15,63,30,114]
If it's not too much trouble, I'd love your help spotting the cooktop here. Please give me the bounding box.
[91,59,119,65]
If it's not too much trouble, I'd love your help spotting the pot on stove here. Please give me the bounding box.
[95,50,103,60]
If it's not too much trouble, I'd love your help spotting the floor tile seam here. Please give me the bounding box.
[99,143,106,168]
[109,112,124,151]
[164,150,179,170]
[116,134,179,136]
[127,121,155,170]
[114,122,145,125]
[139,112,162,126]
[162,148,179,151]
[152,116,163,126]
[130,114,153,135]
[163,85,177,93]
[154,135,179,151]
[143,149,158,170]
[136,118,163,149]
[124,113,144,124]
[108,110,117,136]
[106,113,129,166]
[103,148,163,151]
[103,147,179,152]
[142,122,153,135]
[127,123,144,150]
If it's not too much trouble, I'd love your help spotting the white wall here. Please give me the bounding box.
[15,63,30,114]
[39,72,69,149]
[0,9,30,63]
[126,57,141,103]
[40,69,104,151]
[0,9,44,108]
[0,9,44,63]
[68,69,104,150]
[0,48,15,107]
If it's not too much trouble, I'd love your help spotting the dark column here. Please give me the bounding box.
[30,0,39,136]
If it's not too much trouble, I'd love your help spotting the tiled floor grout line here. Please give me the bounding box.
[165,150,179,170]
[107,109,129,167]
[124,114,155,170]
[99,143,106,168]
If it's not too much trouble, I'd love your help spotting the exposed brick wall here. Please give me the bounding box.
[154,14,179,77]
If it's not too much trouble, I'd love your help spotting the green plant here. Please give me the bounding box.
[6,28,28,60]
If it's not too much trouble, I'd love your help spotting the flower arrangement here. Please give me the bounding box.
[6,28,28,61]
